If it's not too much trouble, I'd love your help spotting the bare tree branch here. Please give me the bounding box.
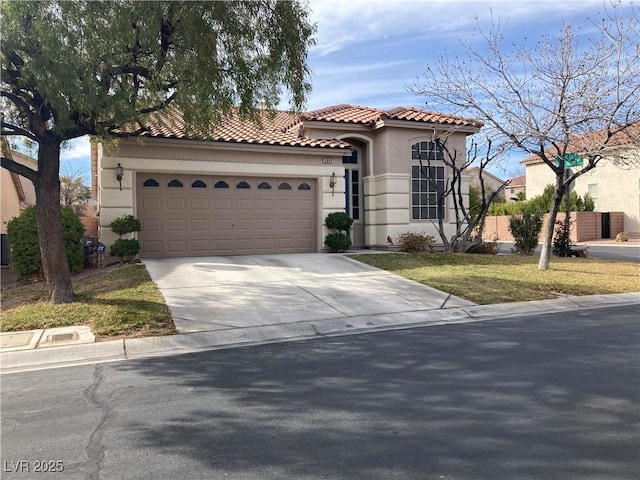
[0,155,38,182]
[1,122,39,142]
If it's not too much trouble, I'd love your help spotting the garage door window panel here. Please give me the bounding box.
[168,179,184,187]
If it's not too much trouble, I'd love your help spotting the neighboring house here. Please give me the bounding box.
[96,104,481,257]
[505,174,526,202]
[464,166,507,200]
[0,140,37,264]
[523,128,640,237]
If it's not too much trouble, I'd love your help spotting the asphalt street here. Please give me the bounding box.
[1,305,639,480]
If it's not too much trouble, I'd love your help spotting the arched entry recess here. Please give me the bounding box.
[336,134,373,248]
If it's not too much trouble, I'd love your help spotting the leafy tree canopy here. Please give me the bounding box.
[1,0,316,144]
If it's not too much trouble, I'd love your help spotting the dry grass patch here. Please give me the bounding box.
[1,264,175,338]
[350,253,640,305]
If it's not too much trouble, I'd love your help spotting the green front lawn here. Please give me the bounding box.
[350,253,640,304]
[1,264,175,337]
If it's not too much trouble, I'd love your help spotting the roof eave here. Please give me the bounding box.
[374,118,481,133]
[121,136,353,156]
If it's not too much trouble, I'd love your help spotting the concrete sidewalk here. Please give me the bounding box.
[2,291,638,374]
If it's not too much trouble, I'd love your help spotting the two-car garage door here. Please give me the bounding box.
[136,173,317,257]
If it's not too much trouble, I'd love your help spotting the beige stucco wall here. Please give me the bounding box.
[526,150,640,235]
[505,184,525,202]
[362,129,470,247]
[97,138,348,250]
[1,168,21,234]
[466,168,507,200]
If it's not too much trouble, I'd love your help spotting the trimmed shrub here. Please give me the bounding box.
[324,232,352,252]
[109,214,142,261]
[325,212,354,232]
[6,206,84,279]
[508,212,543,255]
[110,215,142,236]
[110,238,141,261]
[397,232,435,253]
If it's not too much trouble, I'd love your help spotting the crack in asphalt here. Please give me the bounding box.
[82,364,114,480]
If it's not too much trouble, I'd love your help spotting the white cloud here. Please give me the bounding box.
[308,0,606,57]
[61,136,90,160]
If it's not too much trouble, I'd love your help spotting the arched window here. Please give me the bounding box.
[168,179,184,188]
[214,180,229,189]
[191,180,207,188]
[278,182,292,190]
[143,178,159,187]
[298,183,311,190]
[258,182,272,190]
[236,181,251,189]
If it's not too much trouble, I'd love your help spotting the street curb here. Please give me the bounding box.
[2,292,638,374]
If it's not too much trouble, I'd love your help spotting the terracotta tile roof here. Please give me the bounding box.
[117,103,482,149]
[521,125,640,164]
[118,106,352,150]
[507,174,526,187]
[302,104,482,129]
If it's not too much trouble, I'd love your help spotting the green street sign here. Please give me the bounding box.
[554,153,584,168]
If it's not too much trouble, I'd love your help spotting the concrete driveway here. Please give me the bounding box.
[143,253,475,334]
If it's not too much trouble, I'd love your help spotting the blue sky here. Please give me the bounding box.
[61,0,619,183]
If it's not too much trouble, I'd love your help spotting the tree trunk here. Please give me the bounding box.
[34,138,74,303]
[538,174,565,271]
[563,169,572,236]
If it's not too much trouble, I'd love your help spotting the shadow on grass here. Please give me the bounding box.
[1,265,174,336]
[110,309,640,480]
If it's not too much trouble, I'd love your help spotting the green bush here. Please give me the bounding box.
[508,212,543,255]
[6,205,84,279]
[109,214,142,261]
[110,215,142,236]
[489,184,595,216]
[324,232,352,252]
[110,238,141,261]
[552,220,574,257]
[582,193,595,211]
[397,232,435,253]
[325,212,354,232]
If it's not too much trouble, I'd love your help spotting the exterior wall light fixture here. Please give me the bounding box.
[115,163,124,190]
[329,171,337,196]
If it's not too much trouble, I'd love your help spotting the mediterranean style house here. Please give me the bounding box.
[523,128,640,238]
[94,104,481,257]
